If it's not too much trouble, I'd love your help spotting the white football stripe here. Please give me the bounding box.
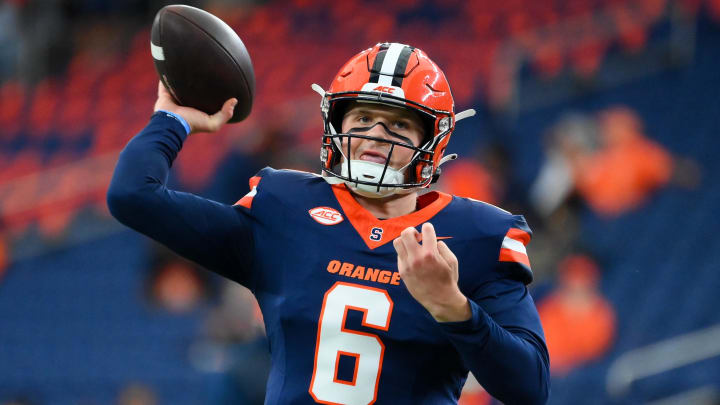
[151,42,165,61]
[377,43,405,86]
[244,186,257,198]
[502,236,527,255]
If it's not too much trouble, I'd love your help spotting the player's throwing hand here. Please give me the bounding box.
[153,81,237,134]
[393,222,471,323]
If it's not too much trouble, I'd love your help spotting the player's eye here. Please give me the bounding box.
[393,120,409,130]
[357,115,371,124]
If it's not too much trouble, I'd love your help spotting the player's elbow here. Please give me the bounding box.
[494,351,550,405]
[106,185,138,225]
[520,350,551,405]
[526,379,550,405]
[513,363,550,405]
[106,181,156,227]
[501,381,549,405]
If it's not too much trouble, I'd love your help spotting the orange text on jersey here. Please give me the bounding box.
[326,260,401,286]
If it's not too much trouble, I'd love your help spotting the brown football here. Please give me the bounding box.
[151,5,255,123]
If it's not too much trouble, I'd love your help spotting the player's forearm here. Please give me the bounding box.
[107,112,186,225]
[440,299,550,405]
[106,113,254,284]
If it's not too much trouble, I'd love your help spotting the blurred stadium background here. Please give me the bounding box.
[0,0,719,404]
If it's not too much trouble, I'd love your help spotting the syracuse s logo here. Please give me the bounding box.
[369,227,383,241]
[309,207,344,225]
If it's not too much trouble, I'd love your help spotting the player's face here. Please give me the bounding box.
[340,103,425,170]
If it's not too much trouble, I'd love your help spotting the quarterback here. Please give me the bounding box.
[108,43,550,404]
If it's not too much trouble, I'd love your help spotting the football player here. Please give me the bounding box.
[108,43,550,404]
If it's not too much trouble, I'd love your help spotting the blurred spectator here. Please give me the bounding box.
[438,143,513,206]
[531,105,699,218]
[573,106,674,216]
[458,373,492,405]
[16,0,73,84]
[116,383,157,405]
[192,281,269,405]
[205,281,265,342]
[537,254,616,376]
[439,159,498,204]
[146,250,209,314]
[530,112,599,218]
[527,114,596,279]
[0,1,21,82]
[0,237,8,281]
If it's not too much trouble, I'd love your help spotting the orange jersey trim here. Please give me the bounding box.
[505,227,531,245]
[499,248,531,268]
[499,227,531,268]
[331,184,453,250]
[234,176,261,209]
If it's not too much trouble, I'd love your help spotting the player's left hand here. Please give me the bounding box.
[393,223,471,323]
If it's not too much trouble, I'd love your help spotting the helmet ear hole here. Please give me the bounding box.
[420,116,436,146]
[329,100,353,134]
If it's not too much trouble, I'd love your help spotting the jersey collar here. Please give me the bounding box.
[331,184,453,250]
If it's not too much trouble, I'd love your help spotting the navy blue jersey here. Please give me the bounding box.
[107,113,550,405]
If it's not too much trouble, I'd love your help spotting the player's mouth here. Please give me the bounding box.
[358,150,388,164]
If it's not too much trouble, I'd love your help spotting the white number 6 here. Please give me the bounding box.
[309,282,394,405]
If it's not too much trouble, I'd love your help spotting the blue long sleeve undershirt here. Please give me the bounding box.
[107,113,550,404]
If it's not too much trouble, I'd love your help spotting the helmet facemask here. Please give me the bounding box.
[326,120,436,198]
[317,92,449,198]
[312,43,475,198]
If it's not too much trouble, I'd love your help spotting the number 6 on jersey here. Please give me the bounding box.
[310,282,394,405]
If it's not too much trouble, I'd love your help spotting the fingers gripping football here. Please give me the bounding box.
[393,223,470,322]
[153,81,237,134]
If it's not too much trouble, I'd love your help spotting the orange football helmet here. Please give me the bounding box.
[312,42,475,197]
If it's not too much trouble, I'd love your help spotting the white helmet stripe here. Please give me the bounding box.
[377,43,408,86]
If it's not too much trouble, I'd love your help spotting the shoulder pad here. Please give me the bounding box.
[233,167,324,210]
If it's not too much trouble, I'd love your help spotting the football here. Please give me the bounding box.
[150,5,255,123]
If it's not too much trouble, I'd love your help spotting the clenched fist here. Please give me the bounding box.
[393,222,471,322]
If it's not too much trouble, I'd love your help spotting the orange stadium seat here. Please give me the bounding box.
[26,79,60,140]
[1,0,703,236]
[678,0,703,14]
[0,80,26,136]
[0,150,41,183]
[532,36,565,78]
[709,0,720,20]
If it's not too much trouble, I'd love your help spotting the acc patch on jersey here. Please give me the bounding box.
[309,207,344,225]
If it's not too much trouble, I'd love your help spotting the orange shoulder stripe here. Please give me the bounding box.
[234,176,262,209]
[505,227,531,245]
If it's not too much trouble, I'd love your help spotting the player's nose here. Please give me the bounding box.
[365,120,392,140]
